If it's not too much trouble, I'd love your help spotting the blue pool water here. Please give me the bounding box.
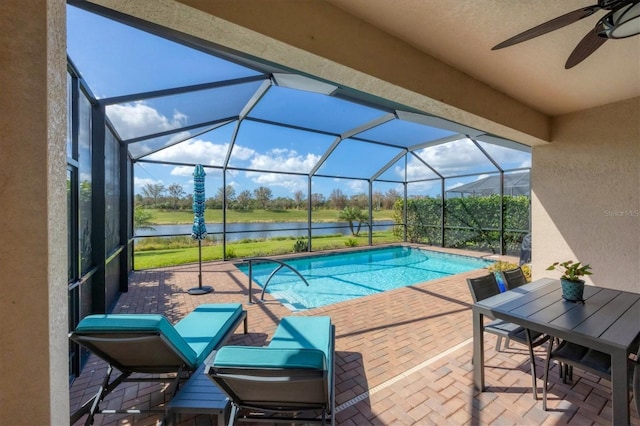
[237,246,491,311]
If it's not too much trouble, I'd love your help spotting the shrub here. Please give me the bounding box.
[344,238,358,247]
[486,260,518,274]
[520,264,531,281]
[393,195,530,254]
[225,247,237,259]
[293,239,308,253]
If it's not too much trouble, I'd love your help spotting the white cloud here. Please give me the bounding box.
[414,140,488,175]
[238,149,322,193]
[107,101,186,140]
[170,166,195,177]
[133,176,162,189]
[518,157,532,168]
[240,148,320,193]
[146,139,239,166]
[406,180,440,196]
[229,144,255,161]
[404,160,438,181]
[478,143,532,168]
[129,130,194,159]
[348,180,367,193]
[245,172,307,193]
[248,149,320,173]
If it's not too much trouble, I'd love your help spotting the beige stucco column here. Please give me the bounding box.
[0,1,69,424]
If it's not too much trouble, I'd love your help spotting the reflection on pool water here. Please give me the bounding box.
[236,246,492,311]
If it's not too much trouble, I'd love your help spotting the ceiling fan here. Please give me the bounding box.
[492,0,640,69]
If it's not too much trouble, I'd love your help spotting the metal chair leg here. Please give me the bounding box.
[525,329,538,400]
[542,336,555,411]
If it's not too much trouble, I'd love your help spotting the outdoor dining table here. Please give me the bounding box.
[472,278,640,425]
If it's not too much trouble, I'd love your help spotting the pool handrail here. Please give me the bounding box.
[244,257,310,304]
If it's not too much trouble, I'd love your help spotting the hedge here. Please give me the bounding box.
[393,195,530,254]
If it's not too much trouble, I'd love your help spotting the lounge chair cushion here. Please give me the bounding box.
[214,316,332,370]
[213,346,327,370]
[174,304,245,365]
[74,313,199,367]
[268,316,332,356]
[74,303,244,368]
[208,315,334,423]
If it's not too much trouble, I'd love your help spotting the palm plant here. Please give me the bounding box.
[338,206,368,236]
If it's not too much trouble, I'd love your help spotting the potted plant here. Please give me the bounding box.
[546,260,592,302]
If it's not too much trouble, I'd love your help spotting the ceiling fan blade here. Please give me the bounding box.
[565,23,608,68]
[492,6,601,50]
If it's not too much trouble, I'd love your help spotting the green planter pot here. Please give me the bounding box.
[561,278,585,302]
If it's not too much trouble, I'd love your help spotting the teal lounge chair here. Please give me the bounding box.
[69,303,247,426]
[207,316,335,425]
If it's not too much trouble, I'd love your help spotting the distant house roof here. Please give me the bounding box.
[447,171,530,196]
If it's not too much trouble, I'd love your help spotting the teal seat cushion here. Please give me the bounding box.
[213,346,327,370]
[268,316,332,360]
[174,303,244,365]
[75,314,198,367]
[75,303,244,368]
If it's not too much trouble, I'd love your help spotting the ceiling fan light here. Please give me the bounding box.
[601,1,640,38]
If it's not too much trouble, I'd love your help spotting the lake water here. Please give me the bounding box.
[135,220,395,241]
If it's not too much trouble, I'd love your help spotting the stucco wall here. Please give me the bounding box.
[531,97,640,291]
[0,0,69,424]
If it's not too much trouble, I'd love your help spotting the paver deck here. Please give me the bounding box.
[69,246,639,425]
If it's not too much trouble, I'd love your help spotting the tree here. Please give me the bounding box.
[293,190,306,210]
[167,183,185,209]
[311,193,325,210]
[253,186,272,209]
[178,193,193,210]
[216,185,236,210]
[133,207,155,230]
[236,190,253,210]
[272,196,293,210]
[384,188,401,209]
[329,188,347,210]
[338,206,368,236]
[350,193,368,209]
[373,191,384,210]
[80,180,92,206]
[141,183,165,208]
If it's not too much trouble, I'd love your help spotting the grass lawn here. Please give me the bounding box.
[134,231,402,269]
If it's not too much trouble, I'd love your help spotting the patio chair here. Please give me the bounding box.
[542,338,640,414]
[500,267,528,290]
[207,316,335,425]
[69,303,248,426]
[467,274,550,399]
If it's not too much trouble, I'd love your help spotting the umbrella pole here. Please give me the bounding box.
[188,238,213,295]
[198,239,202,288]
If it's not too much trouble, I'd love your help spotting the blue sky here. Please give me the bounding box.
[67,4,530,201]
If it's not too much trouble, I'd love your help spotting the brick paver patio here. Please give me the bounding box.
[69,247,639,425]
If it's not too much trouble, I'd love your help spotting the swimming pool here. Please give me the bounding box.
[237,246,491,311]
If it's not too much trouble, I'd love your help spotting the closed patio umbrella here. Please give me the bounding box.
[189,164,213,295]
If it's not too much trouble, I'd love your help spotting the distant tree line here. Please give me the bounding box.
[135,183,402,211]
